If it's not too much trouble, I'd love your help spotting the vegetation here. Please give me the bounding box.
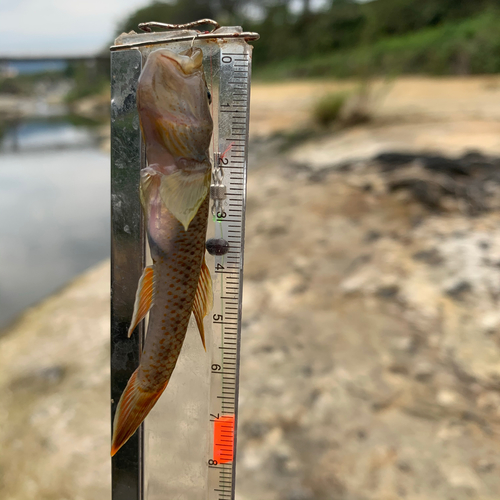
[64,61,109,103]
[0,71,66,95]
[4,0,500,113]
[312,92,349,127]
[254,9,500,79]
[115,0,500,79]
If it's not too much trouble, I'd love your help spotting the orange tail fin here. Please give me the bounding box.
[111,369,165,456]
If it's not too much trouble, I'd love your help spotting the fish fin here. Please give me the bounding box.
[157,119,193,159]
[111,369,165,456]
[159,168,210,230]
[192,256,213,351]
[128,266,156,338]
[140,167,161,214]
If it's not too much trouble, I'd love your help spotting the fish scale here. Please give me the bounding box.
[140,195,209,391]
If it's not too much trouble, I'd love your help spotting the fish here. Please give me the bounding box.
[111,47,213,456]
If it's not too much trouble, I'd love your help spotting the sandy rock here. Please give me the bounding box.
[0,261,110,500]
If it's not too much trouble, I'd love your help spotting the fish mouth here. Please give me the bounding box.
[159,49,203,75]
[161,54,183,72]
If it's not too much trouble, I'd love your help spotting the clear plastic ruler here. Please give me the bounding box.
[110,24,258,500]
[207,45,252,500]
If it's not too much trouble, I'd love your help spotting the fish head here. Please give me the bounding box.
[137,47,213,167]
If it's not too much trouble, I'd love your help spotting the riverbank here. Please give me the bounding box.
[1,76,500,499]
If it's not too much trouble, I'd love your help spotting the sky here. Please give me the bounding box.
[0,0,150,56]
[0,0,372,57]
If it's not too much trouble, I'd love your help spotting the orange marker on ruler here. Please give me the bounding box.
[213,415,235,464]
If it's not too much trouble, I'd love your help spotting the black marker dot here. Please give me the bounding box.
[206,238,230,256]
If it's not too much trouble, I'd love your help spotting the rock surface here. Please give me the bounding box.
[0,262,110,500]
[237,146,500,500]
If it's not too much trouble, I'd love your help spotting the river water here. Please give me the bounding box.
[0,119,109,330]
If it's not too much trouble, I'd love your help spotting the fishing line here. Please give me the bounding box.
[210,49,215,159]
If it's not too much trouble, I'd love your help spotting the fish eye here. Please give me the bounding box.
[207,90,212,104]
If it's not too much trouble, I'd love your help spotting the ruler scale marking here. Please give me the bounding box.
[207,46,250,500]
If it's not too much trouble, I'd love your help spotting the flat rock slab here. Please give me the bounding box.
[288,120,500,171]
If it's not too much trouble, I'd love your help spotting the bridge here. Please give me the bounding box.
[0,55,108,64]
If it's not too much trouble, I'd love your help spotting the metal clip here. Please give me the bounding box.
[139,19,220,33]
[211,152,226,216]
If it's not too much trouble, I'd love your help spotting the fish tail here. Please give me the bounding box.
[111,369,165,456]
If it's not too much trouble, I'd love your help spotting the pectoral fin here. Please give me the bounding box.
[159,168,210,230]
[192,257,213,350]
[139,167,161,214]
[128,266,156,338]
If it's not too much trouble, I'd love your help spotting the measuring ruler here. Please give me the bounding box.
[207,46,252,500]
[111,27,257,500]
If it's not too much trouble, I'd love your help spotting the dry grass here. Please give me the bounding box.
[312,91,350,127]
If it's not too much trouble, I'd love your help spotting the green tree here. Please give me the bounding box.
[115,0,252,35]
[117,1,215,34]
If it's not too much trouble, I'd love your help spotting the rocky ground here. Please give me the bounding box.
[0,262,110,500]
[237,143,500,500]
[1,77,500,499]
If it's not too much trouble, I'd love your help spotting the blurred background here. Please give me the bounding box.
[2,0,500,499]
